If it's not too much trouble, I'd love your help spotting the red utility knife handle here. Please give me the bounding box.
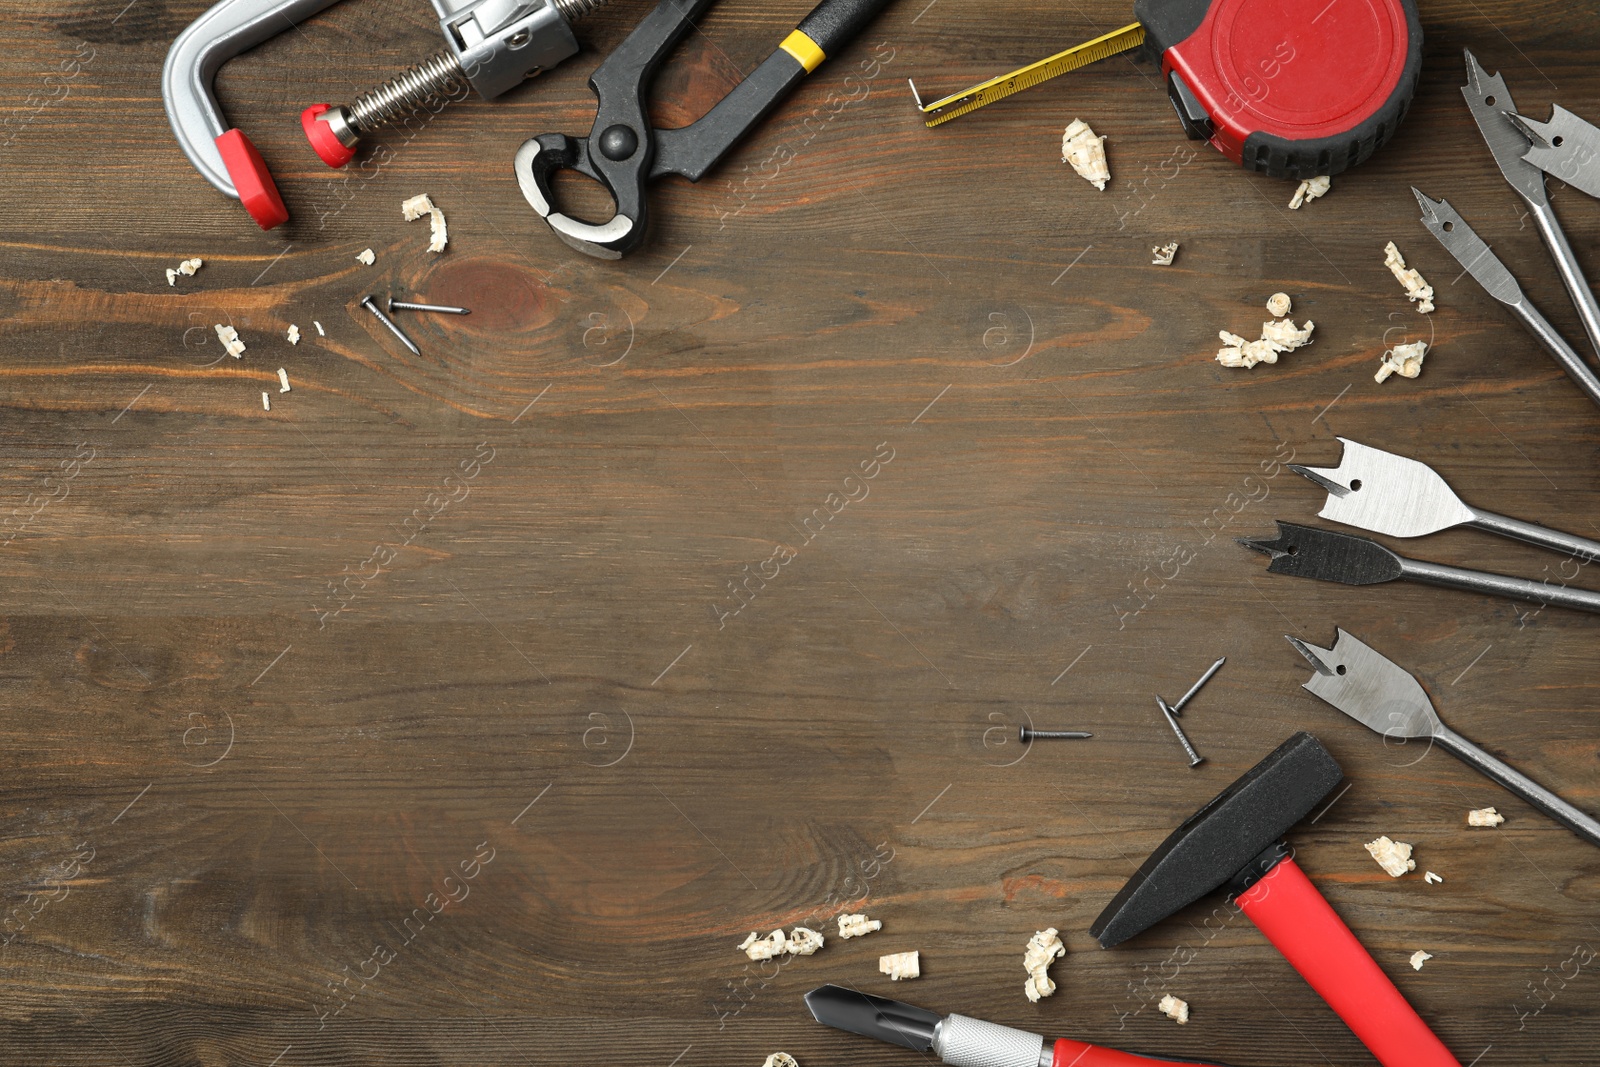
[1236,857,1460,1067]
[1052,1038,1225,1066]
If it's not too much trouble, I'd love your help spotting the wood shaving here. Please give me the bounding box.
[1365,835,1415,877]
[1158,994,1189,1024]
[1424,871,1443,884]
[214,324,246,358]
[356,248,375,265]
[838,913,881,939]
[738,926,823,960]
[1468,806,1505,827]
[1288,175,1331,209]
[402,193,449,253]
[1152,243,1178,266]
[261,391,271,411]
[879,950,920,980]
[739,930,788,961]
[1261,318,1314,349]
[287,324,300,346]
[1410,950,1433,971]
[1267,292,1292,318]
[763,1055,799,1067]
[1060,119,1109,191]
[1216,334,1282,369]
[314,321,325,336]
[401,193,433,221]
[1384,242,1435,312]
[1216,319,1315,369]
[166,258,202,285]
[1023,927,1065,1003]
[786,927,824,956]
[278,368,291,393]
[1376,340,1427,382]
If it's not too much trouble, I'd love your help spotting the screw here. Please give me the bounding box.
[387,298,471,315]
[1018,727,1093,742]
[360,295,420,355]
[1156,697,1204,767]
[1168,656,1226,716]
[309,0,612,156]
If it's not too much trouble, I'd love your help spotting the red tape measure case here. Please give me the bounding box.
[1134,0,1422,179]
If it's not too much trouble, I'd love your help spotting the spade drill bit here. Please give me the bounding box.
[1413,189,1600,409]
[1290,628,1600,849]
[1507,105,1600,200]
[1462,49,1600,362]
[1289,438,1600,561]
[1240,521,1600,616]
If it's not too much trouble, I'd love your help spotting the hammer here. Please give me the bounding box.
[1088,733,1461,1067]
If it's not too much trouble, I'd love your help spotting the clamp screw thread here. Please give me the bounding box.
[553,0,610,18]
[348,50,466,136]
[316,0,609,159]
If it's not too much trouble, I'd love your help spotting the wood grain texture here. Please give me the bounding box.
[2,0,1599,1064]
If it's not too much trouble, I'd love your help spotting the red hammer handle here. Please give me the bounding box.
[1236,857,1460,1067]
[1052,1039,1226,1066]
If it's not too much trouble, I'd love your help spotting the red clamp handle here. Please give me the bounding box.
[215,128,289,229]
[1236,857,1460,1067]
[1052,1037,1224,1066]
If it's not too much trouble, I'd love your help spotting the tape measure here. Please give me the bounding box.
[914,0,1422,180]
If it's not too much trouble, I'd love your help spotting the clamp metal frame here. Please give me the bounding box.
[162,0,343,229]
[164,0,599,229]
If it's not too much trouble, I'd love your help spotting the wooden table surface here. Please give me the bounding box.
[3,1,1598,1064]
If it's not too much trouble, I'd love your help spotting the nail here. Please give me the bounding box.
[360,295,420,355]
[387,298,471,315]
[1169,656,1226,715]
[1157,697,1204,767]
[1018,727,1094,742]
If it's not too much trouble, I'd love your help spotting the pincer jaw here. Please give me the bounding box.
[514,133,639,261]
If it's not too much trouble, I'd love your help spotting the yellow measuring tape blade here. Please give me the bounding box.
[919,22,1146,127]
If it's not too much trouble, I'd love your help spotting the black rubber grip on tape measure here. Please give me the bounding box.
[1135,0,1209,66]
[1237,2,1422,180]
[796,0,894,57]
[1239,86,1417,179]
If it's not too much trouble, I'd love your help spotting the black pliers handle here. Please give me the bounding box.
[515,0,894,260]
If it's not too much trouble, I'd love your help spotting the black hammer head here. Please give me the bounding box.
[1088,732,1343,948]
